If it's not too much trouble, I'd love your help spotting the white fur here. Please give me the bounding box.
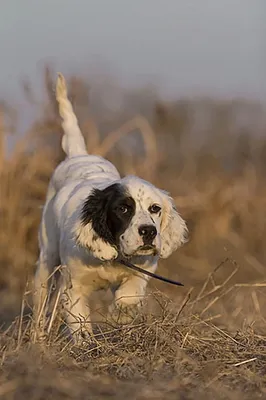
[33,74,187,343]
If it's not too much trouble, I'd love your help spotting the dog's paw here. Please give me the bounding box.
[31,315,48,344]
[31,330,48,344]
[71,328,94,347]
[108,302,143,326]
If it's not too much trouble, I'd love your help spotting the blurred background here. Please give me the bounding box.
[1,0,266,327]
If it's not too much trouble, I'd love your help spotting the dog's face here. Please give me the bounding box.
[77,176,187,261]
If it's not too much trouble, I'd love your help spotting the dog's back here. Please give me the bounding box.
[50,155,120,194]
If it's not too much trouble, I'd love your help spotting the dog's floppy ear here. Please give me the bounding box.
[76,184,120,261]
[159,192,188,259]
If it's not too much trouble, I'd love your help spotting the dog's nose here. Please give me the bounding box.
[138,225,157,244]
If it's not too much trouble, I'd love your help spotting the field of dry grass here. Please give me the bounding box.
[1,68,266,399]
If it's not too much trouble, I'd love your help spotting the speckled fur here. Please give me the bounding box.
[33,74,188,343]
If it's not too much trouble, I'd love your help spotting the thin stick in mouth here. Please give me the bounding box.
[117,258,184,287]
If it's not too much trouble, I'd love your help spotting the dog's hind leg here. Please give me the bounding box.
[32,200,60,342]
[33,249,60,342]
[33,256,54,339]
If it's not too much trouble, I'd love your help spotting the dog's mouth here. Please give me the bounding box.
[120,245,158,258]
[139,245,156,251]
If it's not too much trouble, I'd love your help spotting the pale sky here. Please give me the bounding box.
[0,0,265,128]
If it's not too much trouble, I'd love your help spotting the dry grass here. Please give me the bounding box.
[0,67,266,399]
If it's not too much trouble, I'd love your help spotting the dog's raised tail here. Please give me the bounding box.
[56,73,88,157]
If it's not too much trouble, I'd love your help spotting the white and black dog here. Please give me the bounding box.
[33,73,187,343]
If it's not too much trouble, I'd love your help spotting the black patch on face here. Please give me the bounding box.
[81,183,136,247]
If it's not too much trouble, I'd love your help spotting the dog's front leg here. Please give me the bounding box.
[61,283,93,344]
[108,274,150,325]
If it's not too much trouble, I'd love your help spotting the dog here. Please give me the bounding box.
[33,73,188,343]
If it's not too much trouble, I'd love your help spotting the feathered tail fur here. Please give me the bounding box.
[56,73,88,157]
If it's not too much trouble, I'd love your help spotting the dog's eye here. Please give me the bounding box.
[119,205,128,214]
[149,204,161,214]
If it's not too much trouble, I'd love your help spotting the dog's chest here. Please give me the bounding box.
[72,261,131,291]
[97,264,130,286]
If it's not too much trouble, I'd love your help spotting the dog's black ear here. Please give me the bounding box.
[81,185,119,244]
[76,184,122,261]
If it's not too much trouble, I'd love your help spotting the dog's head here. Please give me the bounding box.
[76,176,188,261]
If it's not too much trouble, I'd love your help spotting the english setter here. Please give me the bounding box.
[33,73,187,343]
